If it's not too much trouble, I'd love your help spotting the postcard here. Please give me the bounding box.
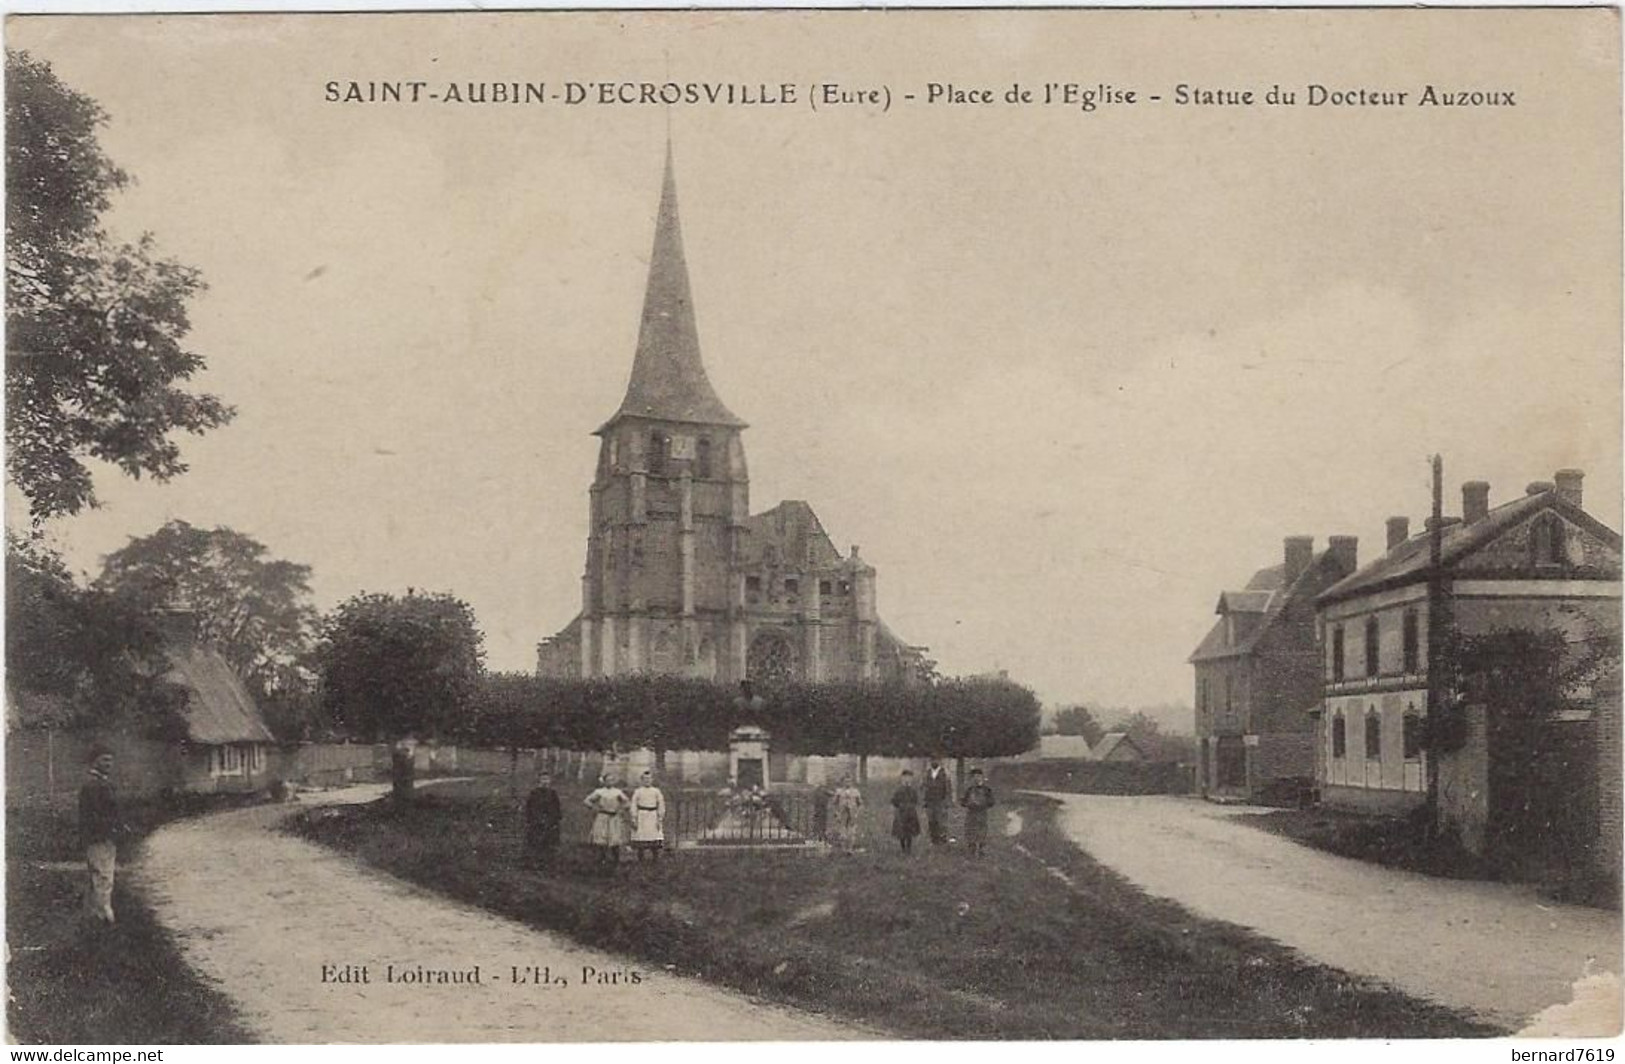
[4,7,1620,1050]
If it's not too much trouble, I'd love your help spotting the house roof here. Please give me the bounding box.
[1093,732,1144,760]
[164,644,275,744]
[1189,551,1343,664]
[1034,734,1094,760]
[1318,489,1624,606]
[597,147,746,433]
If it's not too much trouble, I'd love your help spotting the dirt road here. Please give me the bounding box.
[1046,794,1621,1033]
[133,785,862,1043]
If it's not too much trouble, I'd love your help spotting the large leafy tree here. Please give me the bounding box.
[6,49,233,524]
[95,520,318,697]
[315,591,485,800]
[4,531,186,734]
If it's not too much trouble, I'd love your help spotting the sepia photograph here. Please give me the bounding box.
[2,6,1621,1049]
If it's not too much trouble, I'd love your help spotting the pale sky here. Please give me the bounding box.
[8,10,1621,710]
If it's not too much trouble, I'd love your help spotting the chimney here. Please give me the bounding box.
[1385,516,1411,551]
[1527,481,1555,497]
[1283,536,1314,584]
[1328,535,1358,575]
[1554,469,1584,510]
[1462,481,1490,525]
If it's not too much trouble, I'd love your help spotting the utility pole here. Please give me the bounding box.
[1424,454,1446,835]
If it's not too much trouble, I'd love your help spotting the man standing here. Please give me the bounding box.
[628,769,666,862]
[522,772,563,868]
[79,745,122,927]
[922,756,954,847]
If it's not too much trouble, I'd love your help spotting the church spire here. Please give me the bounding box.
[598,145,745,433]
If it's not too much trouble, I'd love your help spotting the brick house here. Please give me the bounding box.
[1316,470,1621,886]
[1189,536,1359,801]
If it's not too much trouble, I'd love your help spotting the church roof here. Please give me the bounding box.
[743,501,845,570]
[598,147,746,434]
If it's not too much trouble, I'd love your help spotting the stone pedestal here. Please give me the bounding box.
[729,725,770,790]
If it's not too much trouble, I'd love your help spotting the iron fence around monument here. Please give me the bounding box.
[670,790,828,846]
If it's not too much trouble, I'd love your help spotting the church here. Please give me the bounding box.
[536,151,929,686]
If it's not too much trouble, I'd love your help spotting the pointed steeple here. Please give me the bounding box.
[598,146,745,433]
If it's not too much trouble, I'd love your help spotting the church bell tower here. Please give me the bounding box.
[579,148,751,679]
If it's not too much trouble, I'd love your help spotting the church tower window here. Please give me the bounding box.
[649,432,667,475]
[697,437,713,478]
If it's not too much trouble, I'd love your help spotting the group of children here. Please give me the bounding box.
[522,769,668,874]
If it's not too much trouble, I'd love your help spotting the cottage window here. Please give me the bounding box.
[784,578,800,596]
[697,437,713,478]
[1402,609,1420,674]
[745,576,761,593]
[1365,710,1382,760]
[1332,713,1346,759]
[211,745,246,778]
[1364,616,1380,677]
[819,580,832,596]
[1331,626,1345,681]
[1402,710,1422,760]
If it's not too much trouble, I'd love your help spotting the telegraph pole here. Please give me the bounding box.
[1425,455,1445,834]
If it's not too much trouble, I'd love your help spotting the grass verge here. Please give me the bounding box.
[290,777,1501,1039]
[6,799,259,1044]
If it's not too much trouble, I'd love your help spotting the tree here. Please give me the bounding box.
[1051,704,1106,746]
[6,50,232,524]
[4,531,186,734]
[315,591,485,802]
[95,520,317,698]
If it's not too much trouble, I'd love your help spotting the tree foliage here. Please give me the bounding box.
[461,673,1041,758]
[4,531,187,734]
[315,591,485,742]
[1050,704,1106,745]
[95,520,317,697]
[5,49,233,523]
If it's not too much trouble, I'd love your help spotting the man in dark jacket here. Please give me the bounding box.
[922,757,954,846]
[79,746,123,926]
[523,772,563,868]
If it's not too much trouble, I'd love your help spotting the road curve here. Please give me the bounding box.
[132,785,863,1043]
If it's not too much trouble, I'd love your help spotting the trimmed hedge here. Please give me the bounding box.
[458,673,1039,759]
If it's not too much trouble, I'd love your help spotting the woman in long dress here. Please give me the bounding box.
[890,770,921,854]
[583,774,630,874]
[831,775,864,854]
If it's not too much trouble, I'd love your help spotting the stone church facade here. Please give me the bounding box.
[536,152,928,686]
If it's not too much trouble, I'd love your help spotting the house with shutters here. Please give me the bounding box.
[1189,536,1359,801]
[535,149,929,686]
[1315,470,1621,885]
